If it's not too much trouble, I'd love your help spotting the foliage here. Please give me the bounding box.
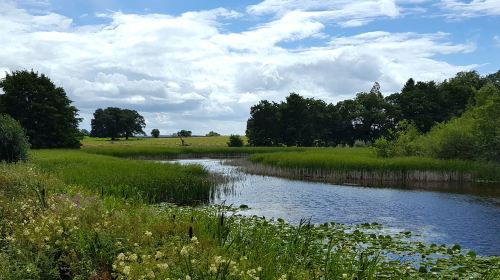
[0,114,30,163]
[247,71,496,147]
[373,121,421,158]
[177,130,192,137]
[0,70,81,148]
[91,107,146,140]
[1,163,499,279]
[206,131,220,137]
[378,83,500,163]
[227,135,244,147]
[150,129,160,138]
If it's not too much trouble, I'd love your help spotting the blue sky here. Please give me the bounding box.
[2,0,499,134]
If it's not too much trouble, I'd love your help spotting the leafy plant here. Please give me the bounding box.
[0,114,29,163]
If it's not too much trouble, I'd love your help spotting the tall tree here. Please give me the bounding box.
[90,107,145,140]
[0,70,81,148]
[246,100,281,146]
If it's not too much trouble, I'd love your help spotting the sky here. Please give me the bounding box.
[0,0,499,135]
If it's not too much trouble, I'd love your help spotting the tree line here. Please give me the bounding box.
[246,70,500,147]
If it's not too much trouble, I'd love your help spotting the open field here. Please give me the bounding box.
[1,162,499,279]
[81,137,300,159]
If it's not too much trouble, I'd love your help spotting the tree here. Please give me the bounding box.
[227,135,244,147]
[80,129,90,137]
[177,130,192,137]
[151,129,160,138]
[246,100,281,146]
[0,70,82,148]
[0,114,30,162]
[206,131,220,137]
[90,107,146,140]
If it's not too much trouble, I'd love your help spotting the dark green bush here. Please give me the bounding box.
[0,114,29,162]
[227,135,244,147]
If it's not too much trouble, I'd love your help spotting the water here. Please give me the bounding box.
[167,158,500,256]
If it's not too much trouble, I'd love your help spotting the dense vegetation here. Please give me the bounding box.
[0,114,29,163]
[246,70,500,147]
[91,107,146,140]
[375,82,500,163]
[0,70,81,148]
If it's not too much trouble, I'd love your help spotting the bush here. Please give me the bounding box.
[0,114,30,162]
[227,135,244,147]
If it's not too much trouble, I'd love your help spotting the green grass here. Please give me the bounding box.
[30,150,213,204]
[1,163,499,279]
[250,148,500,181]
[81,136,300,158]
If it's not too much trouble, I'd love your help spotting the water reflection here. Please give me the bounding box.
[166,158,500,256]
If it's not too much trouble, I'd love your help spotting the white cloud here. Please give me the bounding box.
[247,0,400,27]
[0,2,476,134]
[439,0,500,18]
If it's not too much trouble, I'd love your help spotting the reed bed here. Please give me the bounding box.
[249,148,500,183]
[30,150,214,204]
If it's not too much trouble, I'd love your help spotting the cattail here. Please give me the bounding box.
[188,226,193,239]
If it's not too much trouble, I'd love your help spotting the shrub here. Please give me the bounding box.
[227,135,244,147]
[0,114,29,162]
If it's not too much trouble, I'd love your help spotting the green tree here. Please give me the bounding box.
[0,114,30,162]
[246,100,281,146]
[0,70,82,148]
[206,131,220,137]
[227,134,244,147]
[90,107,146,140]
[177,130,192,137]
[151,129,160,138]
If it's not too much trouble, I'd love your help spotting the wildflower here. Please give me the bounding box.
[155,251,163,259]
[185,275,191,280]
[342,273,348,278]
[257,267,262,272]
[180,246,189,257]
[209,264,217,273]
[145,231,153,237]
[128,253,138,262]
[123,266,131,275]
[240,256,248,261]
[157,263,168,270]
[146,269,155,278]
[191,236,199,244]
[117,253,126,261]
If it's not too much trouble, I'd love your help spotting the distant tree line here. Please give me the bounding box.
[246,70,500,147]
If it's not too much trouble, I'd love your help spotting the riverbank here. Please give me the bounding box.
[1,159,499,279]
[248,148,500,185]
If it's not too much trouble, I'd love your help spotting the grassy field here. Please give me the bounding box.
[249,148,500,182]
[81,136,298,158]
[1,163,499,279]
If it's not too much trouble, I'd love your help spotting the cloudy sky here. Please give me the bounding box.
[1,0,499,135]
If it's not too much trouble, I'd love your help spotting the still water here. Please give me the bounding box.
[167,158,500,256]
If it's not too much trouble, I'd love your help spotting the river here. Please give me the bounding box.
[166,158,500,256]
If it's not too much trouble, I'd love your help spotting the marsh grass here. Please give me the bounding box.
[249,148,500,183]
[30,150,214,204]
